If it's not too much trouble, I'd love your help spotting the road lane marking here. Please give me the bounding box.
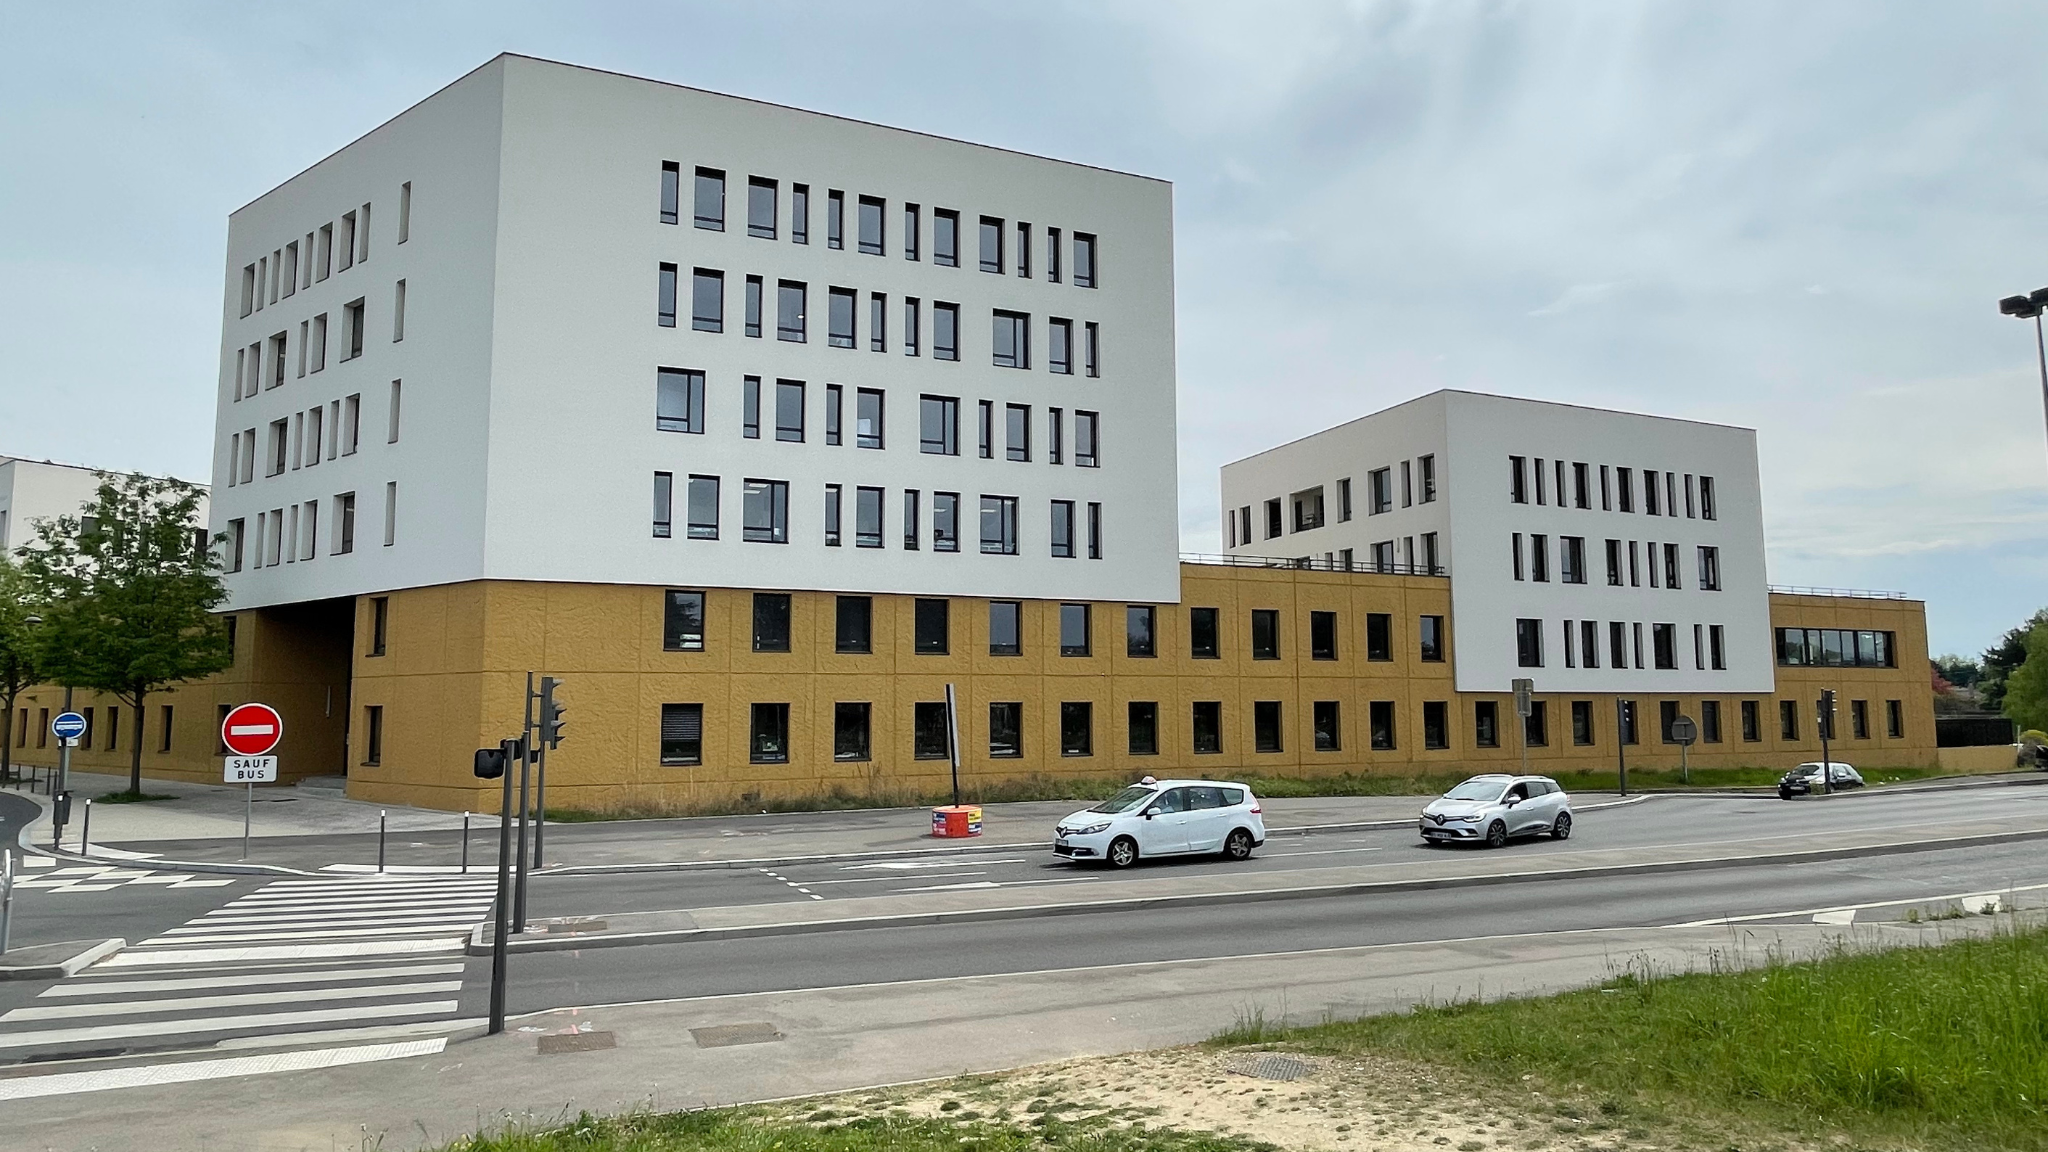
[0,1001,460,1049]
[1260,847,1390,859]
[99,940,466,966]
[892,877,1096,893]
[835,857,1031,871]
[41,963,467,997]
[4,981,465,1021]
[805,872,990,886]
[1665,879,2048,927]
[0,1038,447,1101]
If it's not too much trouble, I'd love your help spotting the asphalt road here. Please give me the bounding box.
[486,838,2047,1019]
[522,787,2048,918]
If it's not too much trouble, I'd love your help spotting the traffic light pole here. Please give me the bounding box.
[512,673,534,934]
[487,740,514,1035]
[1614,698,1630,797]
[1818,691,1834,797]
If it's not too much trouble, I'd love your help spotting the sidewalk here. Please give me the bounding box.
[0,915,2022,1151]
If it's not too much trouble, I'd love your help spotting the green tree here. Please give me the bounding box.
[17,473,232,797]
[1979,608,2048,714]
[0,555,44,783]
[1932,653,1981,688]
[2002,623,2048,736]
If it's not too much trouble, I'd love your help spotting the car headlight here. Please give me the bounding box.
[1071,822,1111,836]
[1453,814,1483,823]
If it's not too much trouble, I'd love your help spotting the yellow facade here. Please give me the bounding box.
[8,566,1936,811]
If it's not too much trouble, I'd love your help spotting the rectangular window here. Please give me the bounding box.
[1016,221,1031,277]
[827,190,844,249]
[1663,542,1681,589]
[317,222,333,280]
[690,269,723,332]
[826,384,843,445]
[775,379,805,442]
[1061,702,1093,757]
[855,485,884,548]
[653,471,674,538]
[1510,455,1528,503]
[383,482,398,546]
[869,292,887,352]
[743,479,789,543]
[1685,474,1697,518]
[777,281,806,342]
[934,491,961,551]
[914,598,950,654]
[1049,318,1073,374]
[342,393,361,456]
[750,702,790,763]
[1065,412,1097,469]
[739,276,762,338]
[1659,700,1682,744]
[1781,699,1800,740]
[747,177,777,238]
[1050,499,1076,558]
[1119,604,1158,658]
[1561,536,1586,584]
[903,489,920,549]
[1045,226,1063,281]
[1606,539,1623,586]
[1516,618,1544,667]
[1530,533,1550,582]
[1742,699,1761,742]
[1851,699,1869,739]
[833,703,874,763]
[1886,699,1904,739]
[1524,700,1549,747]
[1254,701,1284,753]
[1360,612,1391,662]
[660,703,702,765]
[658,264,678,327]
[934,302,959,360]
[1417,615,1444,662]
[1695,623,1706,670]
[914,701,949,760]
[1644,469,1661,515]
[988,701,1023,758]
[920,395,959,455]
[1617,466,1635,512]
[1060,603,1091,656]
[827,286,856,348]
[1421,701,1448,750]
[791,183,809,243]
[992,310,1029,368]
[1652,622,1677,669]
[331,493,356,555]
[1572,462,1590,509]
[1401,460,1413,507]
[1629,541,1640,586]
[657,368,706,433]
[386,380,400,444]
[979,216,1004,273]
[694,167,724,229]
[1700,476,1717,520]
[1193,701,1223,754]
[989,600,1022,656]
[1084,322,1100,377]
[1310,611,1338,660]
[660,162,680,224]
[392,279,406,341]
[1473,700,1500,749]
[752,593,792,652]
[1421,531,1440,574]
[1698,546,1721,591]
[904,297,921,355]
[1128,701,1159,756]
[311,313,328,371]
[1569,700,1593,746]
[1418,455,1438,502]
[1190,607,1220,659]
[835,595,872,653]
[1702,700,1723,743]
[1005,403,1031,461]
[824,483,842,546]
[1369,467,1393,514]
[1251,608,1281,659]
[934,208,959,266]
[1368,700,1396,750]
[1578,620,1599,669]
[856,388,884,448]
[979,495,1018,554]
[687,475,719,539]
[344,298,366,359]
[903,203,919,259]
[339,211,356,271]
[362,705,382,765]
[1073,232,1097,287]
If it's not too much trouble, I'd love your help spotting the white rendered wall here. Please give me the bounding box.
[1,458,208,556]
[482,57,1180,603]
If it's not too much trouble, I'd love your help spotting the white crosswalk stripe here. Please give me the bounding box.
[0,874,497,1061]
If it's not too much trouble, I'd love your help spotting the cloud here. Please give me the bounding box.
[1528,281,1625,317]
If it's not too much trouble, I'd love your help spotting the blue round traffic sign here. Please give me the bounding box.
[51,711,86,740]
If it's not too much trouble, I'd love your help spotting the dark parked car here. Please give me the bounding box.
[1779,761,1863,799]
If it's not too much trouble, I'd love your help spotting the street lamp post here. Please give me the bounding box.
[1996,287,2048,470]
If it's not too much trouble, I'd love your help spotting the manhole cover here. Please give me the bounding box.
[537,1031,616,1054]
[1227,1053,1312,1081]
[545,919,607,934]
[690,1022,782,1048]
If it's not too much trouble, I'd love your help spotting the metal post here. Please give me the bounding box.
[1615,698,1629,797]
[242,782,252,860]
[81,799,91,857]
[1680,740,1690,786]
[378,810,387,873]
[487,743,514,1035]
[532,739,547,871]
[1818,695,1832,797]
[53,686,72,847]
[944,682,961,808]
[461,811,470,874]
[2035,313,2048,465]
[0,849,12,956]
[513,673,534,933]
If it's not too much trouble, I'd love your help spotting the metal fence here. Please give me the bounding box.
[1181,553,1448,577]
[1767,584,1910,601]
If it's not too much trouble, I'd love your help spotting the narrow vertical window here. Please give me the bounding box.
[1048,407,1064,464]
[1005,404,1030,461]
[694,167,725,230]
[903,489,920,549]
[791,183,809,243]
[1050,500,1076,558]
[1087,502,1101,559]
[687,476,719,539]
[658,264,678,327]
[934,209,959,266]
[391,279,406,341]
[652,472,673,538]
[825,383,843,445]
[1699,475,1717,520]
[745,275,763,337]
[692,268,724,332]
[856,388,884,448]
[827,189,844,249]
[383,481,398,546]
[747,177,777,239]
[778,280,806,341]
[978,400,994,458]
[903,203,920,259]
[388,379,402,442]
[398,180,412,242]
[934,302,959,360]
[870,292,887,352]
[1049,318,1073,374]
[979,216,1004,272]
[1047,226,1062,281]
[904,297,921,355]
[828,287,857,348]
[1073,233,1097,287]
[1016,222,1031,276]
[934,492,960,552]
[743,376,761,439]
[660,163,679,223]
[824,484,842,546]
[858,195,884,254]
[1074,411,1099,468]
[1083,322,1100,377]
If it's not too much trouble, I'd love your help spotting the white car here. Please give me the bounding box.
[1419,774,1573,848]
[1054,779,1267,867]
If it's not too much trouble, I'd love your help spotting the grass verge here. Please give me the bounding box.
[1218,922,2048,1151]
[91,790,176,803]
[446,1106,1277,1152]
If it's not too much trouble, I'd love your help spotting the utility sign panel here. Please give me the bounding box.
[220,703,284,757]
[51,711,86,742]
[224,756,278,783]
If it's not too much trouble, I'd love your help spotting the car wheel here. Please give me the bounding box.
[1107,836,1139,869]
[1485,820,1508,849]
[1222,828,1255,861]
[1778,788,1793,800]
[1551,812,1572,841]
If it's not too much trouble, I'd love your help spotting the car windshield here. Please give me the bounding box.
[1442,779,1506,802]
[1090,786,1158,814]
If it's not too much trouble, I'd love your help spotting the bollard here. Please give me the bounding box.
[378,810,387,873]
[461,811,471,874]
[80,799,91,857]
[1,849,13,955]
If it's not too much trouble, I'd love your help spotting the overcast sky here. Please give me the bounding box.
[3,2,2045,658]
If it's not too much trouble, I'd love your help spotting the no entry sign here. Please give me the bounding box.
[221,703,284,758]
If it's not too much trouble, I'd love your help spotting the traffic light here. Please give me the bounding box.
[540,677,567,750]
[473,737,526,779]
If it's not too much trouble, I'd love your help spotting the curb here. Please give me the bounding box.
[0,938,125,981]
[469,821,2048,955]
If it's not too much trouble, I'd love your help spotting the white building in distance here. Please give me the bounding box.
[208,53,1180,611]
[1219,390,1773,695]
[1,456,210,557]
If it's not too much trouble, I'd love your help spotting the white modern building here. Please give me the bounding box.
[209,53,1179,612]
[1220,390,1773,695]
[0,456,209,556]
